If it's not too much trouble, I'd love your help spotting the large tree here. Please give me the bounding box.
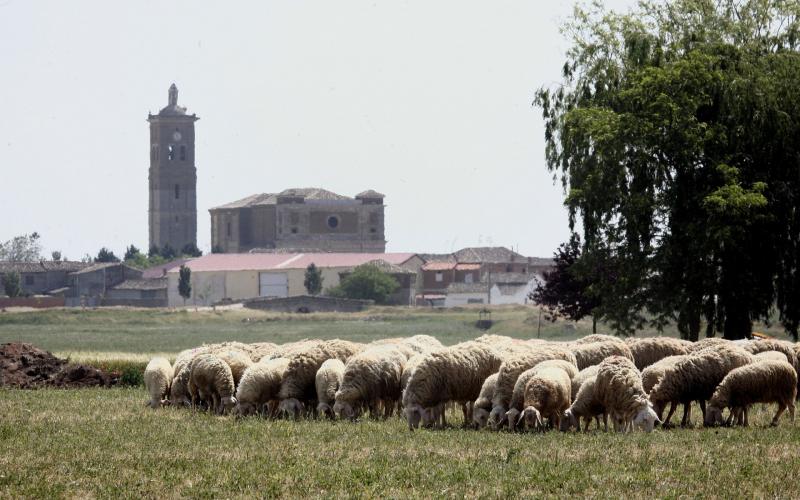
[0,233,42,262]
[537,0,800,339]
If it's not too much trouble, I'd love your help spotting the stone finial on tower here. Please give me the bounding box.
[168,83,178,107]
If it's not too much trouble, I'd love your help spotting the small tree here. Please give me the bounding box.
[178,265,192,306]
[531,234,602,333]
[160,244,176,260]
[331,264,399,304]
[0,232,42,262]
[3,271,21,297]
[95,247,120,263]
[124,244,141,261]
[51,250,62,262]
[304,263,324,295]
[181,243,202,258]
[148,244,161,258]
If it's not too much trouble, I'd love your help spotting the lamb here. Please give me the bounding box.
[561,376,607,432]
[403,341,502,430]
[505,359,578,430]
[215,349,253,388]
[488,346,577,430]
[570,341,634,370]
[334,346,406,421]
[640,354,700,428]
[595,356,659,432]
[472,372,499,429]
[573,334,625,345]
[316,359,346,419]
[144,357,173,409]
[627,337,691,370]
[278,339,364,419]
[649,343,754,427]
[187,353,237,415]
[234,357,290,417]
[571,365,600,399]
[516,366,572,432]
[705,360,797,427]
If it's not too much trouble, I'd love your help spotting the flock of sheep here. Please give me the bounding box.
[143,333,799,432]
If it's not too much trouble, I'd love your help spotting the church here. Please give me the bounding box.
[147,85,386,254]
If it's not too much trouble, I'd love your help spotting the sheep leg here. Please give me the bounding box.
[699,400,706,422]
[662,403,678,428]
[602,413,608,432]
[743,407,750,427]
[680,402,691,428]
[583,416,591,432]
[771,403,787,427]
[789,401,796,422]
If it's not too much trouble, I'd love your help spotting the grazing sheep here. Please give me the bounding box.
[403,341,502,430]
[488,347,578,430]
[208,341,257,359]
[278,339,364,419]
[215,349,253,388]
[234,358,290,417]
[649,344,754,427]
[640,355,696,427]
[267,339,324,360]
[705,360,797,427]
[169,347,209,407]
[516,366,572,432]
[571,365,600,400]
[334,346,406,421]
[316,359,346,419]
[472,372,499,429]
[187,353,237,415]
[562,376,607,432]
[741,339,799,376]
[506,360,579,430]
[628,337,691,370]
[144,357,173,409]
[573,334,625,345]
[754,351,790,364]
[249,342,278,362]
[372,335,442,356]
[595,356,659,432]
[570,341,634,370]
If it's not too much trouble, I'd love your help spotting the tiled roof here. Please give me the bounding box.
[422,262,457,271]
[71,262,141,275]
[453,247,529,264]
[419,253,457,263]
[0,261,91,274]
[342,259,415,275]
[210,193,277,210]
[172,252,417,273]
[447,282,489,293]
[278,188,350,201]
[355,190,385,199]
[142,258,189,279]
[455,263,481,271]
[210,188,373,211]
[112,278,168,291]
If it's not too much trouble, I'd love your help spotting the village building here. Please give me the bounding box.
[0,261,91,296]
[209,188,386,254]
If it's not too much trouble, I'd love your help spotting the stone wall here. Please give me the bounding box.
[243,295,373,313]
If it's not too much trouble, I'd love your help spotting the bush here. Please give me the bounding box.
[328,264,399,304]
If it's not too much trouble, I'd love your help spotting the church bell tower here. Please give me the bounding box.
[148,84,198,254]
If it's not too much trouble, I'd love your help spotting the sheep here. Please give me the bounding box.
[505,360,579,430]
[267,339,324,360]
[278,339,364,419]
[640,355,696,427]
[403,341,502,430]
[488,346,578,430]
[208,341,257,359]
[740,339,799,375]
[628,337,692,370]
[686,337,731,353]
[754,351,790,364]
[517,366,572,431]
[187,353,237,415]
[249,342,278,362]
[561,376,607,432]
[372,335,442,356]
[472,372,499,429]
[595,356,659,432]
[570,341,634,370]
[573,334,625,345]
[649,343,754,427]
[168,347,209,407]
[705,360,797,427]
[334,346,406,421]
[234,357,290,417]
[144,357,173,409]
[316,359,346,419]
[215,349,253,388]
[571,365,600,400]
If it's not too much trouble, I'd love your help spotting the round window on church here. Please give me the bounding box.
[327,215,339,229]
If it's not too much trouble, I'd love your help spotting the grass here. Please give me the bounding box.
[1,388,799,498]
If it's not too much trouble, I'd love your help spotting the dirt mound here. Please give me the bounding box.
[0,342,118,388]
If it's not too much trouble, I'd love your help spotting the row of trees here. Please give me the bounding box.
[534,0,800,340]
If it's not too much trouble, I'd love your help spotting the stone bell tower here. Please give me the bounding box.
[148,84,199,254]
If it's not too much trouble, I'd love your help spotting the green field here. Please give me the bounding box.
[1,306,799,497]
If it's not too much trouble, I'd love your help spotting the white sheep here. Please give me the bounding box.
[144,357,173,409]
[561,376,607,432]
[505,359,578,430]
[187,353,237,415]
[627,337,691,370]
[571,365,600,400]
[595,356,659,432]
[472,372,499,429]
[316,359,346,419]
[516,366,572,432]
[334,346,407,421]
[215,349,253,388]
[234,358,290,417]
[705,360,797,427]
[570,340,634,370]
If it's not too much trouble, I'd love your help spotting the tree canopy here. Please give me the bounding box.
[0,233,42,262]
[304,263,324,295]
[536,0,800,339]
[327,265,399,304]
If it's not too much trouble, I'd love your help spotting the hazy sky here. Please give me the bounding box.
[1,0,636,260]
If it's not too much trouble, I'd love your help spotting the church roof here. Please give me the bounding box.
[355,190,385,199]
[210,188,382,210]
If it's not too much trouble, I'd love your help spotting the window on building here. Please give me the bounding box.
[465,273,474,284]
[369,212,379,224]
[174,184,180,199]
[291,227,298,234]
[327,215,339,229]
[25,275,34,286]
[151,145,157,162]
[168,144,174,161]
[370,228,377,233]
[180,145,186,161]
[435,272,443,283]
[467,298,484,304]
[226,221,232,238]
[506,265,513,272]
[290,212,299,224]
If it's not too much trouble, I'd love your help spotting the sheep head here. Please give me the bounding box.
[332,401,356,421]
[405,404,424,430]
[560,409,576,432]
[704,405,725,427]
[633,404,660,433]
[279,398,305,420]
[218,396,237,415]
[317,402,335,420]
[521,406,543,431]
[488,405,507,431]
[235,401,258,418]
[505,408,521,432]
[472,408,490,429]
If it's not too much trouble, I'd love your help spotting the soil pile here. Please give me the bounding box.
[0,342,118,388]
